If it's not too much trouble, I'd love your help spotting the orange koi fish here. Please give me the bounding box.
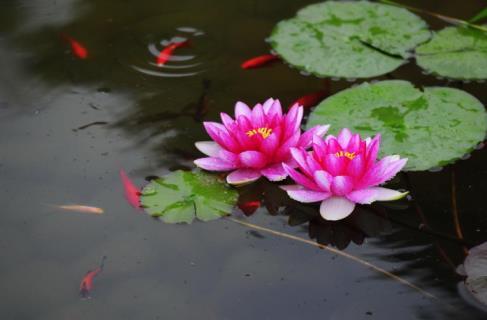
[238,200,261,216]
[290,90,329,109]
[120,169,141,209]
[157,40,190,66]
[80,256,107,299]
[61,34,88,59]
[56,205,104,215]
[241,54,279,69]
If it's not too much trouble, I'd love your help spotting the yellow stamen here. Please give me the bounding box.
[335,151,356,160]
[246,127,272,139]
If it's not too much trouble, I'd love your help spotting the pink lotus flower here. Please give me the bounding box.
[282,128,408,221]
[194,98,329,185]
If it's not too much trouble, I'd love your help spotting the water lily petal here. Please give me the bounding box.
[347,187,408,204]
[194,157,236,171]
[363,156,407,186]
[347,154,365,178]
[366,134,381,168]
[235,101,252,118]
[220,112,236,131]
[260,125,281,156]
[239,150,267,169]
[262,98,275,113]
[261,163,287,181]
[275,131,300,161]
[320,196,356,221]
[337,128,353,148]
[267,99,283,118]
[286,189,331,203]
[218,149,239,165]
[195,141,222,157]
[326,137,342,153]
[347,133,361,152]
[226,168,261,185]
[330,175,354,196]
[313,170,332,192]
[298,125,330,148]
[204,122,239,152]
[283,163,320,191]
[290,147,311,175]
[312,135,327,162]
[251,103,266,128]
[324,153,344,176]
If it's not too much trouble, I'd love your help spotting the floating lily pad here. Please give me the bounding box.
[306,80,487,171]
[269,1,430,78]
[459,242,487,307]
[416,26,487,80]
[140,170,238,224]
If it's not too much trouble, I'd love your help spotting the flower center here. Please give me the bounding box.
[335,151,356,160]
[246,127,273,139]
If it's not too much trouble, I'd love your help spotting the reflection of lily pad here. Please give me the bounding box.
[416,27,487,80]
[269,1,430,78]
[306,80,487,171]
[459,242,487,307]
[141,170,238,224]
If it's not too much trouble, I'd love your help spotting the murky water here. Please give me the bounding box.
[0,0,486,319]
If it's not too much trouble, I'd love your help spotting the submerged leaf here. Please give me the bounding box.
[269,1,430,78]
[306,80,487,171]
[140,170,238,223]
[415,27,487,80]
[459,242,487,307]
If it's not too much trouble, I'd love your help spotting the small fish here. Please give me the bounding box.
[290,90,329,109]
[241,54,279,69]
[56,205,104,215]
[80,256,107,299]
[238,200,261,216]
[61,34,88,59]
[120,169,141,209]
[156,39,190,66]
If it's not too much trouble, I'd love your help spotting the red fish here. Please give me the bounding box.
[80,256,106,299]
[120,169,141,209]
[238,200,261,216]
[156,40,190,66]
[290,90,329,109]
[61,34,88,59]
[241,54,279,69]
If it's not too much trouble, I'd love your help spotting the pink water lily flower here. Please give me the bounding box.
[194,98,329,185]
[282,128,408,221]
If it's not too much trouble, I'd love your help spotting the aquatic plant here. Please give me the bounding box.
[282,128,408,221]
[194,98,329,185]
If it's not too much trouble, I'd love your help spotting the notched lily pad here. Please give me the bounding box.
[269,1,430,78]
[458,242,487,307]
[306,80,487,171]
[140,170,238,223]
[416,26,487,80]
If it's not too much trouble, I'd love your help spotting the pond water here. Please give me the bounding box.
[0,0,486,319]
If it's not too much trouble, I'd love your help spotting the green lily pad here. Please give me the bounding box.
[306,80,487,171]
[140,170,238,224]
[459,242,487,307]
[268,1,430,79]
[416,26,487,80]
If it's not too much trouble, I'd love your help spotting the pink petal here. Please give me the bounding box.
[312,135,327,162]
[319,196,356,221]
[283,163,320,191]
[361,156,407,187]
[326,138,342,153]
[203,122,239,152]
[218,149,239,165]
[347,187,408,204]
[262,98,275,113]
[261,163,288,181]
[274,131,300,161]
[251,103,266,128]
[236,115,253,132]
[337,128,352,148]
[324,153,345,176]
[226,168,261,185]
[313,170,332,192]
[347,154,365,178]
[235,101,252,118]
[365,134,381,168]
[306,155,322,173]
[266,99,283,118]
[260,125,281,156]
[347,134,361,152]
[290,147,312,176]
[330,175,354,196]
[298,125,330,148]
[285,188,331,203]
[220,113,236,131]
[238,150,267,169]
[195,141,222,157]
[284,105,303,137]
[194,157,236,171]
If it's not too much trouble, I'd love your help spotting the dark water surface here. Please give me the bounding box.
[1,0,486,319]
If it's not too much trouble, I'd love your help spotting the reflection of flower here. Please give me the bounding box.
[194,98,329,185]
[282,128,408,221]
